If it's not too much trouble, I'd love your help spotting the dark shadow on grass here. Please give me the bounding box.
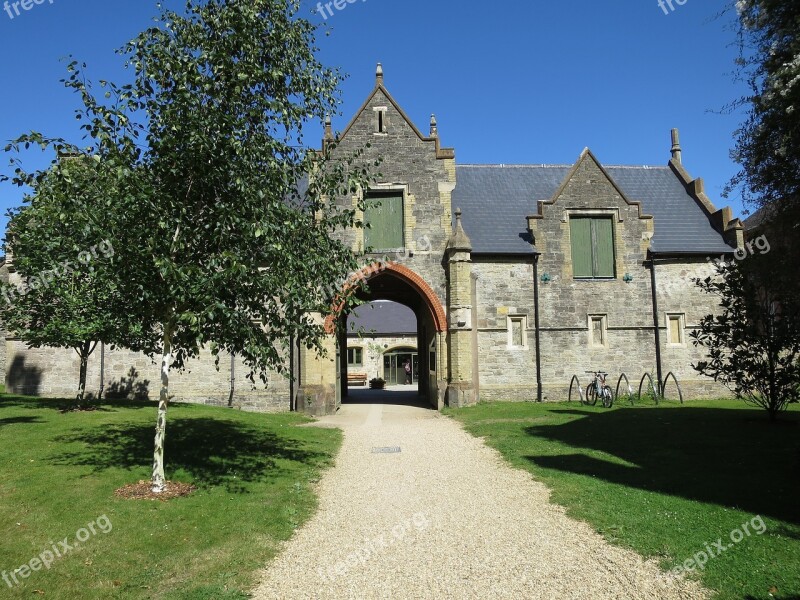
[523,406,800,524]
[0,393,157,412]
[49,417,331,493]
[0,394,73,411]
[0,415,44,426]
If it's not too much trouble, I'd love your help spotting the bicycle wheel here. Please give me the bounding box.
[602,385,614,408]
[586,384,598,406]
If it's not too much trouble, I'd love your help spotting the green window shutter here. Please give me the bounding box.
[570,218,593,278]
[592,218,615,278]
[365,194,404,250]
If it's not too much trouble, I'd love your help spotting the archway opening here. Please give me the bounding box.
[338,265,445,408]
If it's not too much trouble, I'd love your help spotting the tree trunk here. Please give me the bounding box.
[75,340,97,408]
[151,326,173,493]
[76,344,89,405]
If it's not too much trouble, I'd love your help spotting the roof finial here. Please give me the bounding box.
[376,63,384,86]
[447,207,472,252]
[324,114,333,141]
[671,128,682,164]
[430,114,438,137]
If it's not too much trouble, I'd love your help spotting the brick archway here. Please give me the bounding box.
[374,263,447,332]
[325,261,446,333]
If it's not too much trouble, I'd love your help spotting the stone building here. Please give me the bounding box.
[2,65,743,413]
[345,301,418,386]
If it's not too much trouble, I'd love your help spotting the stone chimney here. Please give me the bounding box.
[376,63,384,87]
[671,128,682,163]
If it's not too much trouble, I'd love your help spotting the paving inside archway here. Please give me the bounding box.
[342,385,431,409]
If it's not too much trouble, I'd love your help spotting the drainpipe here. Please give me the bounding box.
[533,254,543,402]
[98,342,105,400]
[228,352,235,407]
[649,254,664,394]
[289,335,295,412]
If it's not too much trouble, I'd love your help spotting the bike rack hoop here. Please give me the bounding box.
[637,372,659,405]
[661,371,684,405]
[615,373,633,405]
[568,374,584,404]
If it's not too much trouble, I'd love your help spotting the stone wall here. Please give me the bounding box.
[0,261,7,387]
[299,78,454,413]
[328,83,454,301]
[345,335,417,383]
[474,258,537,401]
[4,340,291,411]
[655,257,731,399]
[523,152,728,401]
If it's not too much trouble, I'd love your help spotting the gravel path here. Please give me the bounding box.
[252,395,708,599]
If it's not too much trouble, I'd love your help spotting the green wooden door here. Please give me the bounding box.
[365,194,404,250]
[592,218,615,278]
[570,217,615,278]
[570,218,593,278]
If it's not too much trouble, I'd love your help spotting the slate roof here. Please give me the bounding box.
[452,164,735,255]
[347,301,416,336]
[742,205,775,231]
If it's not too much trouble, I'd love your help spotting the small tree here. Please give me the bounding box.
[3,0,377,494]
[0,157,149,407]
[690,257,800,421]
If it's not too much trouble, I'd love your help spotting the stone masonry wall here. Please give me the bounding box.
[328,84,453,313]
[528,153,729,400]
[346,335,417,383]
[473,258,537,401]
[299,80,455,412]
[4,340,291,412]
[656,257,732,399]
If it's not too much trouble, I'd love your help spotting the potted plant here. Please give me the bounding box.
[369,377,386,390]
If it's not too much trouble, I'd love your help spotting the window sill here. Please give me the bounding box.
[573,277,616,281]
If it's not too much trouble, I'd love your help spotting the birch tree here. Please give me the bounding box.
[3,0,376,492]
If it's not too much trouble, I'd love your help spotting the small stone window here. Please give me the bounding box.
[508,316,527,348]
[347,347,363,366]
[374,107,388,134]
[667,314,685,346]
[589,315,607,347]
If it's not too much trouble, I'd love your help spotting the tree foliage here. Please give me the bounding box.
[690,256,800,421]
[0,156,150,406]
[729,1,800,214]
[2,0,378,491]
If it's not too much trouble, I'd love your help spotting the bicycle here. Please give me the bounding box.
[585,370,614,408]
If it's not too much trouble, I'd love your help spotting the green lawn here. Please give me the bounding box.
[0,394,342,599]
[447,399,800,600]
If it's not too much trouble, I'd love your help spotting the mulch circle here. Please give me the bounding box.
[114,480,197,501]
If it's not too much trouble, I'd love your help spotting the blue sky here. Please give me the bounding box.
[0,0,747,236]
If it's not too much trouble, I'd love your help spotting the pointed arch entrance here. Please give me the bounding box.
[337,262,447,409]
